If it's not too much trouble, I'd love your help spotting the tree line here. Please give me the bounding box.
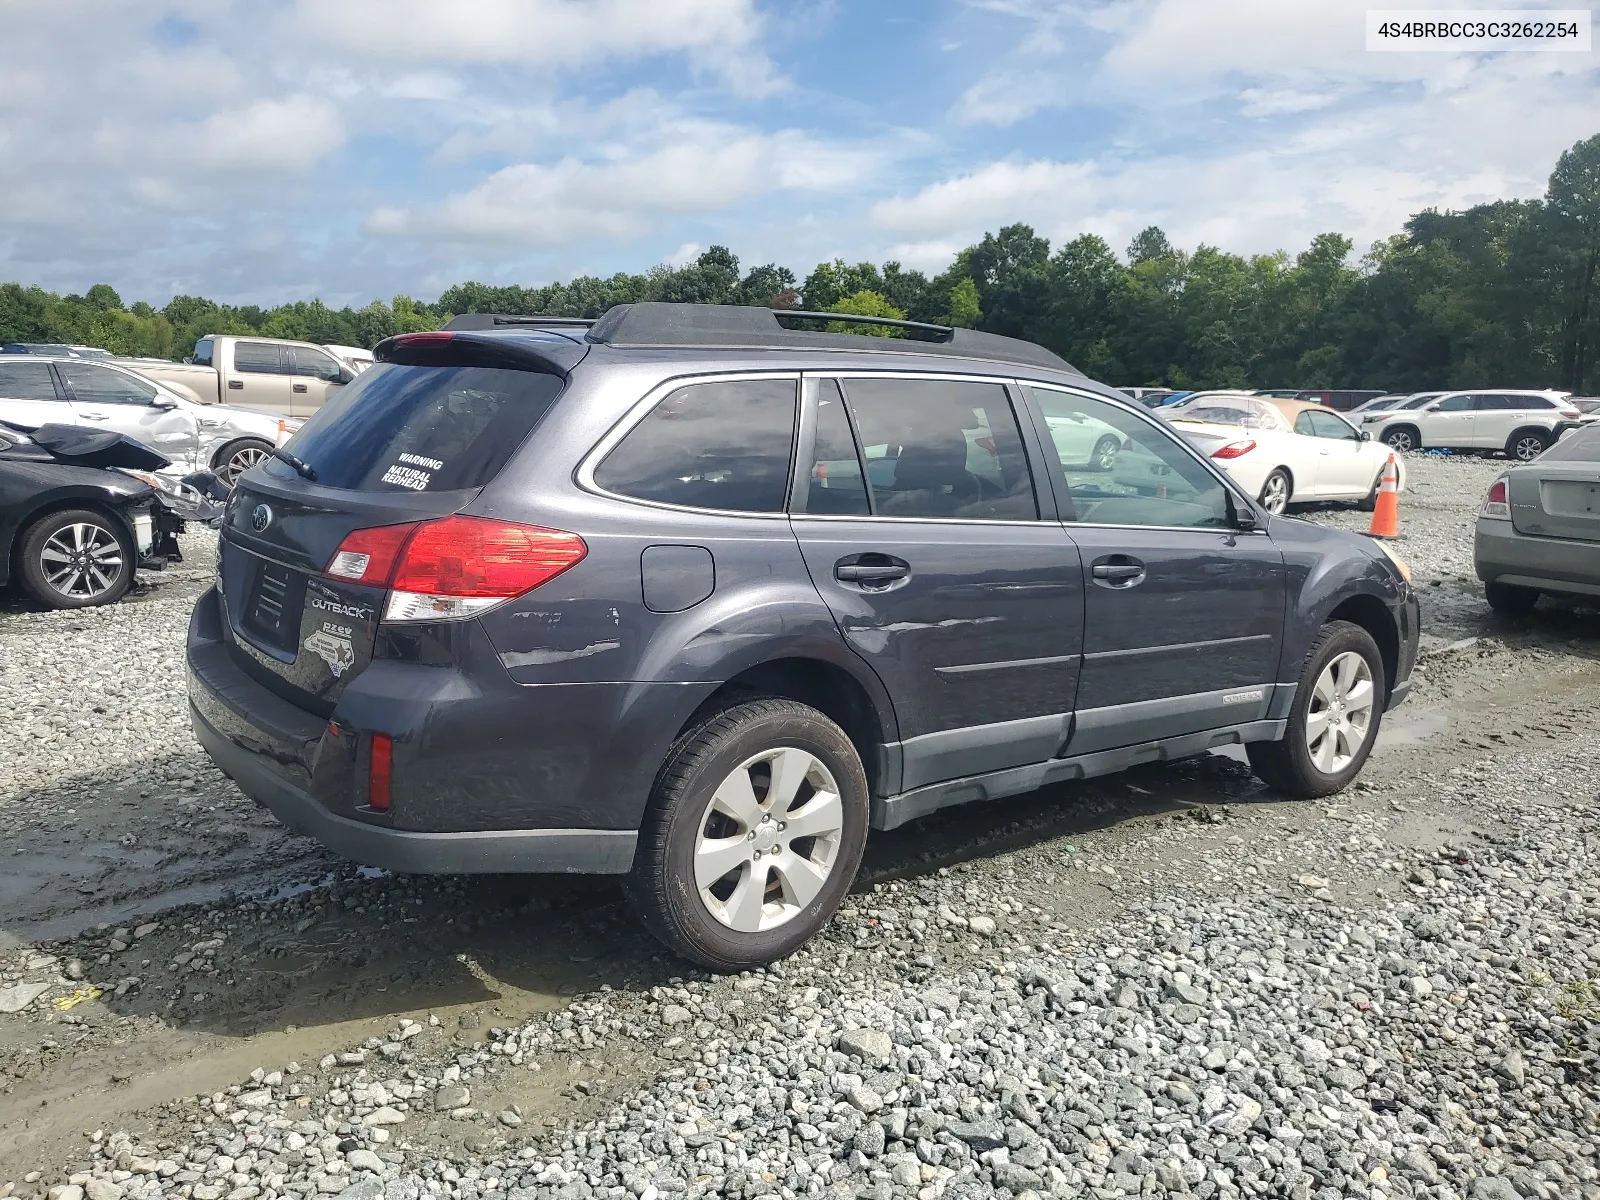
[3,132,1596,393]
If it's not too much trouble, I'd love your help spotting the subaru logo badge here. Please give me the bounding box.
[251,504,273,533]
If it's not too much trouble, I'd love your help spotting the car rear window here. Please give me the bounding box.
[279,364,564,492]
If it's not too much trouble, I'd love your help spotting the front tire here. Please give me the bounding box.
[1258,469,1292,515]
[1383,427,1417,453]
[1247,620,1385,798]
[625,698,869,971]
[1485,580,1539,616]
[17,508,136,609]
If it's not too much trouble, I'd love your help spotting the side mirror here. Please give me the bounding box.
[337,366,355,384]
[151,395,179,409]
[1226,492,1259,531]
[1359,430,1371,441]
[181,356,193,365]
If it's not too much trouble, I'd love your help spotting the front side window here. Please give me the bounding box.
[233,342,284,374]
[1433,394,1473,412]
[1025,385,1232,528]
[59,363,158,406]
[191,338,214,367]
[595,378,797,513]
[1304,410,1359,440]
[841,377,1036,521]
[292,346,344,381]
[0,361,62,401]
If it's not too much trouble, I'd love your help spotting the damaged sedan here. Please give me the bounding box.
[0,422,223,608]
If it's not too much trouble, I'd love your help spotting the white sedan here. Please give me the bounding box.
[0,354,300,485]
[1167,397,1405,514]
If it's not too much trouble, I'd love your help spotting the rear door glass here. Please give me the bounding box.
[279,364,564,492]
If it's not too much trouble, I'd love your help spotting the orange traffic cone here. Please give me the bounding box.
[1366,454,1400,539]
[275,419,289,447]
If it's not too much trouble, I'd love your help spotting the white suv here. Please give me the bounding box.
[1368,390,1580,462]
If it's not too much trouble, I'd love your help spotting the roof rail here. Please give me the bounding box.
[583,303,1078,374]
[443,313,597,331]
[772,310,956,340]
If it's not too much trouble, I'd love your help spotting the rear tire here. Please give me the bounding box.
[1258,469,1292,515]
[625,698,869,972]
[1090,435,1121,472]
[215,438,274,487]
[1505,429,1549,463]
[1247,620,1385,798]
[17,508,136,609]
[1485,580,1539,616]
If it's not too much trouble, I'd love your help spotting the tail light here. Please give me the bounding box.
[388,515,586,621]
[325,515,587,621]
[1480,478,1510,520]
[1211,440,1257,460]
[1562,409,1581,420]
[326,522,420,585]
[367,733,392,813]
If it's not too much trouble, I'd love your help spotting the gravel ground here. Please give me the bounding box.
[4,453,1600,1200]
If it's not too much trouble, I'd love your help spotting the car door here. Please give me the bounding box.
[1474,393,1527,449]
[1021,384,1287,755]
[55,361,202,467]
[0,359,73,430]
[789,375,1084,793]
[288,345,348,417]
[226,340,296,415]
[1418,393,1476,447]
[1302,409,1375,496]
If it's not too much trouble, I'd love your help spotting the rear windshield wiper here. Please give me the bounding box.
[273,447,318,482]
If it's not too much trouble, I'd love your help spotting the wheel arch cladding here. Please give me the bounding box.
[1325,593,1399,696]
[673,657,893,798]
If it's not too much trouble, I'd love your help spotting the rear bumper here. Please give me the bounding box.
[192,702,636,873]
[1475,520,1600,595]
[186,586,642,874]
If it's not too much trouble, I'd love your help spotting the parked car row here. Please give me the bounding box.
[0,356,300,485]
[1358,390,1581,462]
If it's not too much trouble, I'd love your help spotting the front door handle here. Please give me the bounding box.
[292,383,308,393]
[1091,555,1146,587]
[228,380,244,389]
[835,554,910,586]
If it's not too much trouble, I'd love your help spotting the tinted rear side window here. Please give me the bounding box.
[595,379,797,512]
[282,364,564,492]
[0,361,60,401]
[234,342,284,374]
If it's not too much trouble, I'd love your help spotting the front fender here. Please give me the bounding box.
[1269,516,1414,683]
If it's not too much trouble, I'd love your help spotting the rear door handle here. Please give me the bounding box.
[835,555,910,586]
[292,383,308,393]
[228,379,244,389]
[1091,556,1146,587]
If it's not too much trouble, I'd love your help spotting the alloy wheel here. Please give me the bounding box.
[1260,473,1289,515]
[1513,436,1545,462]
[1305,650,1375,774]
[39,522,125,600]
[1092,437,1121,471]
[1386,430,1415,452]
[694,746,844,933]
[224,444,271,485]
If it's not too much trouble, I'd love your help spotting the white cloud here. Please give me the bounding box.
[1238,87,1337,117]
[294,0,779,92]
[369,126,881,244]
[188,96,346,175]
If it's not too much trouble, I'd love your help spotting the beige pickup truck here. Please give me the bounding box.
[131,336,357,417]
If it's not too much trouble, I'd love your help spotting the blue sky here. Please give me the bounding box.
[1,0,1595,307]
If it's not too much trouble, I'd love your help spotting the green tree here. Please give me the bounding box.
[824,290,905,336]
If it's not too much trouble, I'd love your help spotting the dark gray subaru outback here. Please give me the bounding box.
[187,303,1419,969]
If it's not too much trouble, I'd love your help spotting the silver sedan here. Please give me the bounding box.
[1475,421,1600,614]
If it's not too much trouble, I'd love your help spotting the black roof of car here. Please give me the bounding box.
[440,303,1079,375]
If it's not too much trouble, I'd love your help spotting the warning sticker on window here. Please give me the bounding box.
[380,464,432,491]
[398,452,444,470]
